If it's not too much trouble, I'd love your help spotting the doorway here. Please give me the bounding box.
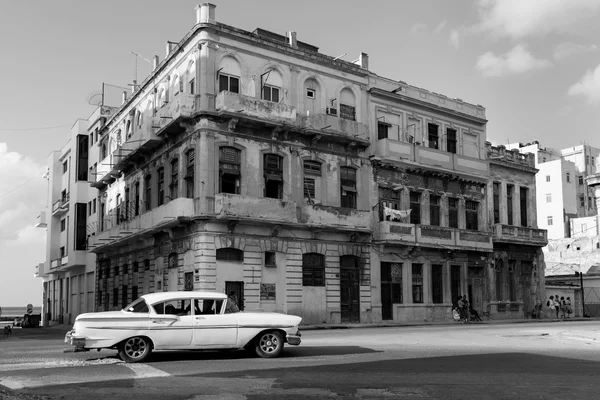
[468,267,484,313]
[340,256,360,323]
[225,281,244,311]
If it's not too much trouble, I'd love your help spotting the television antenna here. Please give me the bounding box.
[85,90,103,106]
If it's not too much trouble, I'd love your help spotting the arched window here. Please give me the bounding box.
[125,120,132,139]
[264,153,283,199]
[170,158,179,200]
[218,56,241,93]
[173,74,180,95]
[216,248,244,261]
[101,142,107,160]
[187,60,196,94]
[168,252,178,269]
[115,130,122,147]
[219,147,241,194]
[340,88,356,121]
[302,253,325,286]
[261,69,283,102]
[136,109,143,127]
[158,88,166,107]
[144,174,152,211]
[157,167,165,206]
[185,149,195,198]
[340,166,357,209]
[303,78,321,113]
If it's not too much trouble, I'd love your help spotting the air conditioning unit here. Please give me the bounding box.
[326,107,337,116]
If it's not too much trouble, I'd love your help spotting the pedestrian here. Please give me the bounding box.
[565,297,572,318]
[553,295,560,319]
[462,296,470,323]
[560,296,567,319]
[457,296,465,322]
[546,295,555,319]
[469,304,483,322]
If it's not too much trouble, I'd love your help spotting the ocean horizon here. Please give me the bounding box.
[0,306,42,316]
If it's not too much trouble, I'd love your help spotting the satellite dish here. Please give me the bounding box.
[85,90,103,106]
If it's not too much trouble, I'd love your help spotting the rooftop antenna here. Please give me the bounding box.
[131,51,152,83]
[85,89,103,106]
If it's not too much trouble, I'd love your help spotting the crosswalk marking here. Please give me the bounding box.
[123,363,170,378]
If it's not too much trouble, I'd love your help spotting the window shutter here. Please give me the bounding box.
[221,147,240,164]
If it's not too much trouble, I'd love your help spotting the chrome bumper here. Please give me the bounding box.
[286,330,301,346]
[64,330,87,351]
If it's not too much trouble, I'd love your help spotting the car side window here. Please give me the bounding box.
[153,299,191,316]
[195,299,224,315]
[125,299,149,313]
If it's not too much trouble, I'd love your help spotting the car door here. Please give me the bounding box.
[192,299,238,347]
[149,299,194,349]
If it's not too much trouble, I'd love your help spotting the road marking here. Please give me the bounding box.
[123,363,170,378]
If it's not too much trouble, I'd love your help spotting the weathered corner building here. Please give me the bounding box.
[88,4,372,324]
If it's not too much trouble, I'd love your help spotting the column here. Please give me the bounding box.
[440,193,449,227]
[422,262,431,304]
[458,198,466,230]
[421,191,430,225]
[404,260,413,304]
[443,262,452,304]
[499,182,508,225]
[513,184,521,227]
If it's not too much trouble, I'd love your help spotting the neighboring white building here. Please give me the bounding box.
[35,105,115,326]
[507,141,599,239]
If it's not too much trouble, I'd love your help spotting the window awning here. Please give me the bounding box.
[342,185,357,192]
[266,174,283,182]
[220,168,240,176]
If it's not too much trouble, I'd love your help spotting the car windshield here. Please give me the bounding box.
[123,298,150,313]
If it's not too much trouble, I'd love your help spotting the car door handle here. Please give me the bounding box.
[195,317,205,320]
[152,320,166,324]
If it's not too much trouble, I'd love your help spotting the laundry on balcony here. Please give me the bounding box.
[383,206,411,221]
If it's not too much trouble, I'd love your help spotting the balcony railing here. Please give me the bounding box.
[216,91,297,124]
[52,194,70,215]
[214,193,297,223]
[375,138,489,177]
[493,224,548,246]
[153,93,197,136]
[297,112,369,145]
[377,221,493,251]
[298,203,371,231]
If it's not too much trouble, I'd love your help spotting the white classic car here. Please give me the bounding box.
[65,291,302,363]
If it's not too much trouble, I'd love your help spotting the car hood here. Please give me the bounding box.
[235,312,302,327]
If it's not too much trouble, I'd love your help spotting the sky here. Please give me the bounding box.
[1,0,600,307]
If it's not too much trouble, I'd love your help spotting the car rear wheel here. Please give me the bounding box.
[118,336,152,363]
[255,331,284,358]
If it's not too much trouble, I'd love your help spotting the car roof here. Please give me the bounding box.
[141,291,227,304]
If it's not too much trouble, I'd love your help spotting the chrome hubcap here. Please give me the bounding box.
[260,334,279,353]
[125,338,147,359]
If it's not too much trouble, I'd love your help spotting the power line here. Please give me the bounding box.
[0,176,39,199]
[0,124,70,131]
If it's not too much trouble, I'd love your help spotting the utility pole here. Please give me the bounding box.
[579,270,587,318]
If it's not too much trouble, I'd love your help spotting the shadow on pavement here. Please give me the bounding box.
[145,345,379,363]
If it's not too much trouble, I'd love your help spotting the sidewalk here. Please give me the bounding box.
[3,316,598,340]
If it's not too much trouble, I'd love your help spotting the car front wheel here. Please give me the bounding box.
[118,336,152,363]
[255,331,284,358]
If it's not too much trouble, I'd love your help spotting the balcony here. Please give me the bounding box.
[297,204,371,232]
[153,93,197,137]
[35,211,47,228]
[216,91,297,125]
[375,139,489,178]
[88,197,196,250]
[51,195,70,216]
[214,193,297,223]
[493,224,548,246]
[297,113,369,146]
[50,258,61,270]
[377,222,493,251]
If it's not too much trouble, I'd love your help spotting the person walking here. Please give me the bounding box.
[565,297,572,318]
[546,295,555,319]
[553,295,560,319]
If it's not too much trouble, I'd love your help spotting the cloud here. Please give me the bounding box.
[553,42,598,60]
[433,20,447,34]
[476,44,552,77]
[409,23,427,35]
[475,0,600,39]
[449,29,461,48]
[568,64,600,104]
[0,143,47,244]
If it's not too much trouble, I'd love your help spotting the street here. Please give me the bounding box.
[1,321,600,399]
